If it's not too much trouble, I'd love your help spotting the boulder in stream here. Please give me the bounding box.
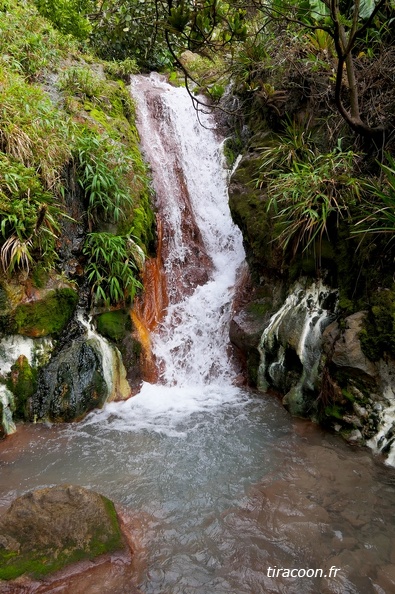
[0,486,129,584]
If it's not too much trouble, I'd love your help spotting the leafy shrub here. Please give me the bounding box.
[34,0,92,41]
[0,154,67,273]
[83,232,144,305]
[74,131,135,226]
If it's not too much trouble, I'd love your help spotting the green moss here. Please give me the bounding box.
[6,355,37,419]
[31,264,50,289]
[342,388,355,403]
[99,495,124,551]
[324,405,344,420]
[0,493,124,581]
[359,288,395,360]
[13,288,78,337]
[246,301,272,317]
[0,282,7,310]
[95,310,130,342]
[229,156,280,282]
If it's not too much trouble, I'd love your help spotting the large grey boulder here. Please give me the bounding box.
[324,312,377,378]
[0,486,128,583]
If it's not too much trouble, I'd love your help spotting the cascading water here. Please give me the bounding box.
[132,74,245,387]
[77,311,131,403]
[0,385,16,435]
[0,334,53,433]
[3,75,395,594]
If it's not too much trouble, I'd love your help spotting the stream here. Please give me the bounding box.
[1,74,395,594]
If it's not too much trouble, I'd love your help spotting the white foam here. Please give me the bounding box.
[80,381,246,436]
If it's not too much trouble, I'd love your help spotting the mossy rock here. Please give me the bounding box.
[0,486,127,580]
[95,310,130,342]
[229,156,282,282]
[36,338,108,422]
[6,355,37,420]
[359,286,395,361]
[12,288,78,337]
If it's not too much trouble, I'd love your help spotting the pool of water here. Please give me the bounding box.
[1,386,395,593]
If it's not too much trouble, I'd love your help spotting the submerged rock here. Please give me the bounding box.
[0,486,129,584]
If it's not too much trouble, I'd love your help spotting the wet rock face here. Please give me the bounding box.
[0,486,127,582]
[228,155,279,283]
[34,337,107,422]
[319,312,395,451]
[230,304,274,386]
[328,312,377,378]
[257,281,338,417]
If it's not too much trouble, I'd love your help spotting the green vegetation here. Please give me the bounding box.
[264,146,363,257]
[0,154,66,274]
[355,154,395,240]
[0,0,154,310]
[75,132,134,227]
[34,0,92,41]
[95,310,130,342]
[12,288,78,336]
[83,233,144,305]
[0,0,78,79]
[0,67,71,188]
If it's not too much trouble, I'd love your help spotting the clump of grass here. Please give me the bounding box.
[0,153,67,274]
[255,120,363,258]
[354,154,395,242]
[266,149,362,255]
[0,67,72,189]
[103,57,138,82]
[58,66,104,102]
[0,0,78,79]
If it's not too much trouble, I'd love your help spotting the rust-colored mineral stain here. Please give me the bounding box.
[131,217,168,382]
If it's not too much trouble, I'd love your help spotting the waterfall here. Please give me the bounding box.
[80,74,245,431]
[131,74,245,389]
[0,384,16,435]
[77,312,131,403]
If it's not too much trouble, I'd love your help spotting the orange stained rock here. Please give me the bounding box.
[131,217,168,382]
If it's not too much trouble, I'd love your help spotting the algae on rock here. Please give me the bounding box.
[0,485,126,581]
